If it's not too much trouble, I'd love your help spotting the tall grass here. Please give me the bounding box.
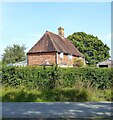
[2,80,112,102]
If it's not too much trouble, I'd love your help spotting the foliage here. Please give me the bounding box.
[2,44,26,64]
[0,61,2,66]
[67,32,110,65]
[2,86,42,102]
[2,66,112,90]
[2,82,112,102]
[2,65,61,90]
[2,66,112,102]
[73,58,84,67]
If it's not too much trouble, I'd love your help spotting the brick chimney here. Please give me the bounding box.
[58,27,64,37]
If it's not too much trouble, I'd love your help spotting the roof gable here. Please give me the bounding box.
[97,59,113,65]
[27,31,83,57]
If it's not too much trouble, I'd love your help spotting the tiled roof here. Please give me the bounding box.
[27,31,83,57]
[97,59,113,65]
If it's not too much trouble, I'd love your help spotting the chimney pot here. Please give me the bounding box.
[58,27,64,37]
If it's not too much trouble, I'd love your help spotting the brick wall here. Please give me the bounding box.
[27,52,84,66]
[57,53,78,67]
[27,52,56,66]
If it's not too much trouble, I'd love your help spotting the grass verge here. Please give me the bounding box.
[2,84,112,102]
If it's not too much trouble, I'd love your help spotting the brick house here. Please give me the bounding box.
[27,27,85,67]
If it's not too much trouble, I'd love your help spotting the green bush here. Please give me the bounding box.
[2,66,112,90]
[60,67,112,89]
[2,66,61,90]
[73,58,84,67]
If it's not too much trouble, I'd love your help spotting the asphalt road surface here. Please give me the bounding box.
[1,102,113,119]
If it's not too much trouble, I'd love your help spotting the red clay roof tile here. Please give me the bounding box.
[27,31,83,57]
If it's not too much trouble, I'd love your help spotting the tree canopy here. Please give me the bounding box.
[2,44,26,64]
[67,32,110,65]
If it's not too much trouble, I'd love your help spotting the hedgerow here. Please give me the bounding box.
[2,66,113,90]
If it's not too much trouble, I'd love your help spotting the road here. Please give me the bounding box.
[1,102,113,119]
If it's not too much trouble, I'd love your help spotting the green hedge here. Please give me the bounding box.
[2,66,113,89]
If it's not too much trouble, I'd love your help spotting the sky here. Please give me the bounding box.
[0,2,111,60]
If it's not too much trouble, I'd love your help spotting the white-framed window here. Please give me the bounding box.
[60,53,63,59]
[68,55,73,60]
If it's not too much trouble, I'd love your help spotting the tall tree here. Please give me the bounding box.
[67,32,110,65]
[2,44,26,64]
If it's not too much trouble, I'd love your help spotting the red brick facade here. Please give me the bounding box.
[27,29,84,66]
[27,52,80,66]
[57,53,76,66]
[27,52,56,66]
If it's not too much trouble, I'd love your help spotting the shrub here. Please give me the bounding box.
[61,67,112,89]
[2,66,112,90]
[73,58,84,67]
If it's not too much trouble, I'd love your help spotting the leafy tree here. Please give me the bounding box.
[67,32,110,65]
[2,44,26,64]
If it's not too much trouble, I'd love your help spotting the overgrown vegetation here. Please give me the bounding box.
[1,66,113,102]
[2,82,112,102]
[67,32,110,65]
[73,58,84,67]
